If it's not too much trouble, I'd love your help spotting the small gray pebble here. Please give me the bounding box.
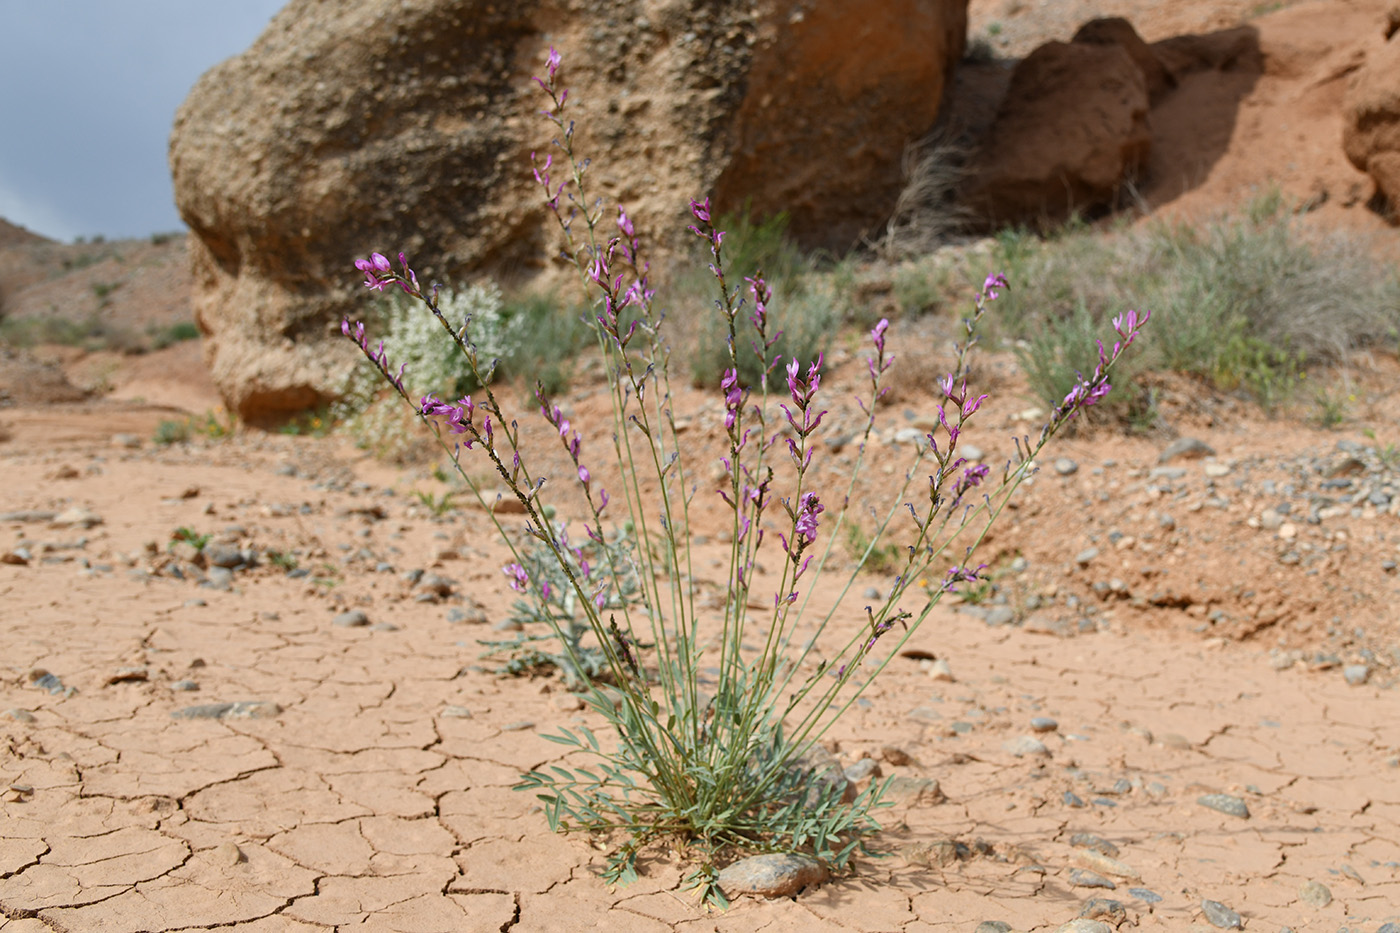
[370,622,400,631]
[1376,924,1400,933]
[440,705,473,718]
[1064,791,1086,808]
[170,680,200,692]
[1079,899,1125,924]
[1030,716,1058,732]
[1128,887,1162,904]
[183,598,207,608]
[1069,868,1115,889]
[1070,833,1119,857]
[203,543,242,568]
[1343,664,1370,686]
[333,609,370,628]
[974,923,1012,933]
[171,700,280,720]
[1200,898,1242,929]
[1159,437,1215,463]
[492,618,523,632]
[961,444,985,462]
[5,709,37,723]
[1054,457,1079,476]
[502,720,535,732]
[1075,547,1099,566]
[205,566,234,590]
[717,853,828,898]
[1198,793,1250,819]
[986,606,1015,626]
[1297,880,1331,907]
[1003,736,1049,758]
[863,586,882,600]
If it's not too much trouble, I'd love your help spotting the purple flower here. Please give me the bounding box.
[504,562,529,592]
[578,465,591,487]
[371,253,391,272]
[982,272,1009,301]
[793,492,823,546]
[545,47,561,80]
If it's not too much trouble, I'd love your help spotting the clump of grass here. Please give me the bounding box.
[153,419,192,446]
[685,208,841,388]
[994,190,1400,414]
[154,408,237,446]
[0,311,149,354]
[877,133,967,261]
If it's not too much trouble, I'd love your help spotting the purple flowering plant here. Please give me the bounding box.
[340,50,1149,903]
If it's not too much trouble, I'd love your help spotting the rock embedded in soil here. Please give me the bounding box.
[1056,920,1113,933]
[1070,833,1119,858]
[885,775,943,806]
[1197,793,1250,819]
[1128,887,1162,904]
[974,923,1012,933]
[1073,849,1140,880]
[717,854,828,899]
[171,700,281,720]
[1297,880,1331,907]
[1030,716,1059,732]
[1200,898,1242,929]
[1159,438,1215,463]
[1343,664,1370,686]
[1054,458,1079,476]
[1003,735,1050,758]
[1079,898,1126,925]
[1069,868,1116,889]
[333,609,370,628]
[901,837,959,867]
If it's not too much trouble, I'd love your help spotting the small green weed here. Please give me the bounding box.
[153,419,192,446]
[265,549,299,572]
[91,282,120,303]
[1362,428,1400,469]
[413,489,458,516]
[170,527,211,551]
[1310,382,1352,429]
[844,523,905,575]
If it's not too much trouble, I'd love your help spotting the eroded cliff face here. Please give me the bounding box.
[170,0,967,423]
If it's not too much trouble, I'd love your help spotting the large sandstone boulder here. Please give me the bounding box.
[1343,18,1400,220]
[170,0,967,423]
[962,25,1153,228]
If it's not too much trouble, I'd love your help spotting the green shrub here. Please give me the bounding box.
[335,282,588,460]
[149,320,201,350]
[995,190,1400,413]
[153,419,192,446]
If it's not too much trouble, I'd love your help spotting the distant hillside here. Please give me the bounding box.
[0,217,53,250]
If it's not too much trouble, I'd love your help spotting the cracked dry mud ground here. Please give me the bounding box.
[2,398,1399,933]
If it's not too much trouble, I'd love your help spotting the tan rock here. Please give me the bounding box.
[169,0,969,422]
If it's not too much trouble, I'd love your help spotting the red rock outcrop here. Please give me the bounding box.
[962,29,1153,227]
[169,0,967,423]
[1343,12,1400,220]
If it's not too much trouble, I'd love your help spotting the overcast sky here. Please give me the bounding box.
[0,1,286,242]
